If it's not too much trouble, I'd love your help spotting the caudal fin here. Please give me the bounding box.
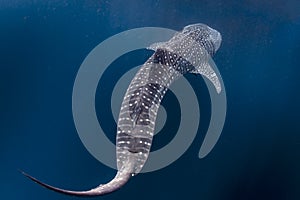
[20,170,131,197]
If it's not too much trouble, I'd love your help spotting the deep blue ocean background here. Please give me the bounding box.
[1,1,299,200]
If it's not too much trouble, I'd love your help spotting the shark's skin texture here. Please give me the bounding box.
[22,23,222,197]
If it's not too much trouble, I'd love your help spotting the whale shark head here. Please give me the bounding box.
[181,23,222,56]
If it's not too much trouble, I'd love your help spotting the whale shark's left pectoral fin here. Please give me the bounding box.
[191,58,222,94]
[147,41,168,51]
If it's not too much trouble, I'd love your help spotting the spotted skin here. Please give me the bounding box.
[128,83,166,126]
[150,48,196,74]
[22,23,222,197]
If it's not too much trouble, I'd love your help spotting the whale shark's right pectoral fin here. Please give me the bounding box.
[191,58,222,94]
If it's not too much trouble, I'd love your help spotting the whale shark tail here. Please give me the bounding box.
[20,170,131,197]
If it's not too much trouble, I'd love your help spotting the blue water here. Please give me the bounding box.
[1,1,299,200]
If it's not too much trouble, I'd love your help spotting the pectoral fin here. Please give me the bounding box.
[191,57,221,94]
